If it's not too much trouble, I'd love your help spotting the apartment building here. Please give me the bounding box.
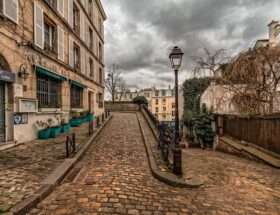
[115,87,176,122]
[0,0,106,143]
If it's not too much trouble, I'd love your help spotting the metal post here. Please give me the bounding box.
[72,133,76,153]
[173,69,182,175]
[66,135,69,158]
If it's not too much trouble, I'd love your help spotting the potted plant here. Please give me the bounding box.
[61,118,70,133]
[49,118,61,138]
[70,111,82,127]
[36,120,51,140]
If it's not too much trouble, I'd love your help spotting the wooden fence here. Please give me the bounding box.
[218,114,280,155]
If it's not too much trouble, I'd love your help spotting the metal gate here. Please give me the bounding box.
[0,82,5,142]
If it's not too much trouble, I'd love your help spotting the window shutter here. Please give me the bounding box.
[3,0,18,24]
[34,2,44,49]
[57,0,64,17]
[68,0,73,28]
[58,26,64,61]
[69,37,74,67]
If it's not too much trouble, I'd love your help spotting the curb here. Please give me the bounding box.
[136,112,203,188]
[10,115,113,215]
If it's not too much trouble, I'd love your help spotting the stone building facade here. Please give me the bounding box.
[0,0,106,143]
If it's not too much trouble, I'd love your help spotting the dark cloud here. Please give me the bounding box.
[102,0,280,88]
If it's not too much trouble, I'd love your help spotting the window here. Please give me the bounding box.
[162,114,166,119]
[99,42,102,61]
[0,0,3,13]
[44,0,57,9]
[89,27,93,50]
[98,17,102,33]
[73,43,80,71]
[155,90,159,97]
[44,15,57,54]
[163,106,166,111]
[155,99,159,105]
[71,85,83,108]
[172,111,175,116]
[99,68,103,84]
[156,107,159,113]
[162,90,166,96]
[89,58,94,78]
[88,0,93,19]
[162,98,166,103]
[97,93,103,108]
[172,103,175,108]
[37,74,61,108]
[73,3,80,34]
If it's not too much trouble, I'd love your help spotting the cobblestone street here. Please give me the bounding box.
[29,113,280,215]
[0,123,93,212]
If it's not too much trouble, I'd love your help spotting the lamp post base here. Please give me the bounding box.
[173,147,182,175]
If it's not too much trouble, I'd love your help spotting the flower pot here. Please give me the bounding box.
[38,128,51,139]
[70,118,82,127]
[61,124,71,133]
[87,114,95,122]
[50,126,62,138]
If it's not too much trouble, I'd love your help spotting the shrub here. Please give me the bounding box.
[133,96,148,106]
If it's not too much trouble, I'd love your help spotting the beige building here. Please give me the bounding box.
[115,87,177,122]
[0,0,106,143]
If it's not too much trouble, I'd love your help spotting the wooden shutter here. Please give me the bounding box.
[58,26,64,61]
[69,37,74,67]
[68,0,73,28]
[34,2,44,49]
[3,0,18,24]
[57,0,64,17]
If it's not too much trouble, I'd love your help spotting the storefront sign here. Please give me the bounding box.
[14,113,28,125]
[18,99,38,113]
[0,69,15,82]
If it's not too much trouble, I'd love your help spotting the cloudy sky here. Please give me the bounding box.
[102,0,280,89]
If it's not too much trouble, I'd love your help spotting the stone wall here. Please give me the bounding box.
[105,102,140,112]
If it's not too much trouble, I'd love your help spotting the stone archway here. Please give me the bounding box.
[0,54,11,71]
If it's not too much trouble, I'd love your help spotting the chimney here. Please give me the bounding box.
[268,20,280,47]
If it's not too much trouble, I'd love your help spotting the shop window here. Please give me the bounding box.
[37,74,61,108]
[71,85,83,108]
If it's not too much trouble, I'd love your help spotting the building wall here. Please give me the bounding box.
[0,0,106,143]
[151,96,175,122]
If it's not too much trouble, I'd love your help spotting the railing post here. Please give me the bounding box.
[72,133,76,153]
[65,135,69,158]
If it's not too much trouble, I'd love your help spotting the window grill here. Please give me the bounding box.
[37,74,61,108]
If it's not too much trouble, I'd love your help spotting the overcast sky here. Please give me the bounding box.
[102,0,280,89]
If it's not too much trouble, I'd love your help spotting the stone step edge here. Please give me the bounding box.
[220,136,280,168]
[136,112,203,188]
[10,115,113,215]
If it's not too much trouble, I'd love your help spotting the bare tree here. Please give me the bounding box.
[105,64,127,103]
[192,48,228,79]
[193,46,280,115]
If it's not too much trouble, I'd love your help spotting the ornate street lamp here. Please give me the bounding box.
[169,46,184,175]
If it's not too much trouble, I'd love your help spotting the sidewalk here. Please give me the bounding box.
[0,123,94,213]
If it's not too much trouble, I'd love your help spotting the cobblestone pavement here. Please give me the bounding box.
[0,123,93,212]
[29,113,280,215]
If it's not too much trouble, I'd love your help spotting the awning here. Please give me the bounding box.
[35,65,66,81]
[0,69,15,82]
[70,80,87,89]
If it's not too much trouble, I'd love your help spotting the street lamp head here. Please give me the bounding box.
[169,46,184,71]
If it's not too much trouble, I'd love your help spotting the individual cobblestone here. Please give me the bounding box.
[28,113,280,215]
[0,123,94,212]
